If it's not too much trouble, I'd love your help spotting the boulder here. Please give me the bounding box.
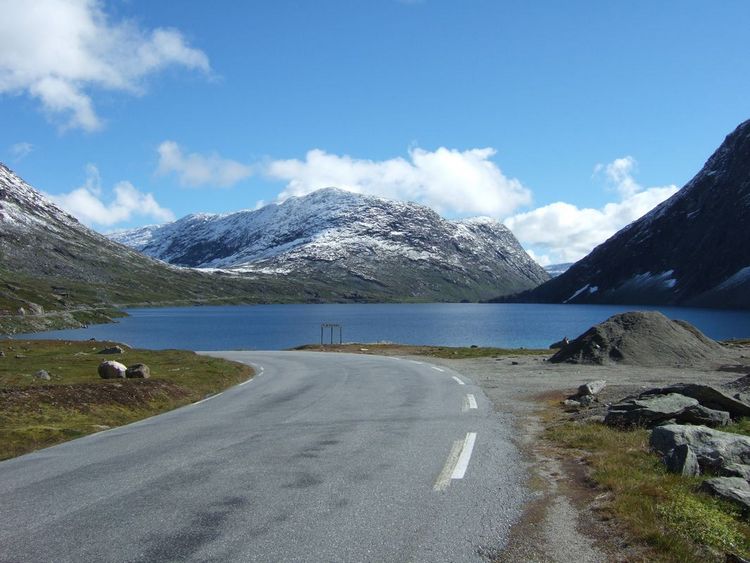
[699,477,750,513]
[664,443,700,477]
[578,380,606,396]
[98,346,124,355]
[605,393,698,427]
[720,463,750,480]
[125,363,150,379]
[33,369,51,381]
[98,360,127,379]
[641,383,750,419]
[677,404,731,427]
[650,424,750,473]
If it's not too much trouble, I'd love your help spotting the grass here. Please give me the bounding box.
[293,343,549,359]
[545,417,750,562]
[0,339,253,460]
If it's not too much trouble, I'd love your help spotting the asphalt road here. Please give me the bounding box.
[0,352,526,562]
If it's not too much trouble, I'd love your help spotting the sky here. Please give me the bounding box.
[1,0,749,265]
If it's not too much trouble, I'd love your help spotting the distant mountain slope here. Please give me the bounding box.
[112,188,550,301]
[0,163,338,332]
[507,119,750,308]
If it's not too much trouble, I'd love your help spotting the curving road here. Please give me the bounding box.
[0,352,526,562]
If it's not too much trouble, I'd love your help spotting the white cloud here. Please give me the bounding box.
[266,147,531,216]
[156,141,254,188]
[9,142,34,161]
[505,156,678,265]
[0,0,209,131]
[47,164,174,227]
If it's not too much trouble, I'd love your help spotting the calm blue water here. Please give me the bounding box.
[11,303,750,351]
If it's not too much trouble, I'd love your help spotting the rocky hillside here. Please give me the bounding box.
[506,119,750,308]
[111,188,549,301]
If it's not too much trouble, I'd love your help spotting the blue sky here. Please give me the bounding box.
[1,0,749,264]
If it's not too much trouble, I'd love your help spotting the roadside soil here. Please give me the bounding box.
[415,350,750,562]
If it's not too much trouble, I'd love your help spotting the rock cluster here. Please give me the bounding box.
[98,361,150,379]
[563,379,606,408]
[651,425,750,512]
[604,383,747,428]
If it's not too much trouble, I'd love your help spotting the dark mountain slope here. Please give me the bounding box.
[505,119,750,308]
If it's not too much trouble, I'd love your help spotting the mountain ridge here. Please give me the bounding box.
[111,187,550,301]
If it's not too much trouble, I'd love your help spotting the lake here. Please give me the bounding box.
[11,303,750,351]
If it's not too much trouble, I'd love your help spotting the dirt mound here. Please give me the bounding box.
[549,311,729,367]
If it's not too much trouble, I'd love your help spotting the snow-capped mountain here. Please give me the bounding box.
[111,188,550,300]
[510,119,750,308]
[0,163,309,320]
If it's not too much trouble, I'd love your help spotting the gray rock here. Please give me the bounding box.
[0,351,5,357]
[26,302,44,315]
[720,463,750,480]
[98,346,124,355]
[33,369,51,381]
[664,444,700,476]
[578,380,606,396]
[699,477,750,512]
[98,360,127,379]
[563,399,581,408]
[735,392,750,404]
[578,394,596,406]
[549,337,569,349]
[677,404,731,427]
[605,393,698,427]
[125,363,150,379]
[641,383,750,419]
[650,424,750,472]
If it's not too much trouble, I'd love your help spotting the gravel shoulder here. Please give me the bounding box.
[420,350,750,562]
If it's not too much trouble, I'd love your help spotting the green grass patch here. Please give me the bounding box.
[0,339,252,460]
[293,343,548,359]
[546,420,750,562]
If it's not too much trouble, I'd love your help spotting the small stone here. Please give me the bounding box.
[563,399,582,408]
[34,369,51,381]
[578,380,606,396]
[98,360,127,379]
[125,363,150,379]
[0,351,5,357]
[578,394,595,406]
[14,354,25,359]
[511,361,519,365]
[98,346,124,355]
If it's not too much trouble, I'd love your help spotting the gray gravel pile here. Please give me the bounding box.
[549,311,729,367]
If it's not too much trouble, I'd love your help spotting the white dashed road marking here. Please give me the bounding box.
[434,432,478,491]
[431,366,445,372]
[451,432,477,480]
[451,375,465,385]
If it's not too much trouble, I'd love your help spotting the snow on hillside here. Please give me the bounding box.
[110,187,550,290]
